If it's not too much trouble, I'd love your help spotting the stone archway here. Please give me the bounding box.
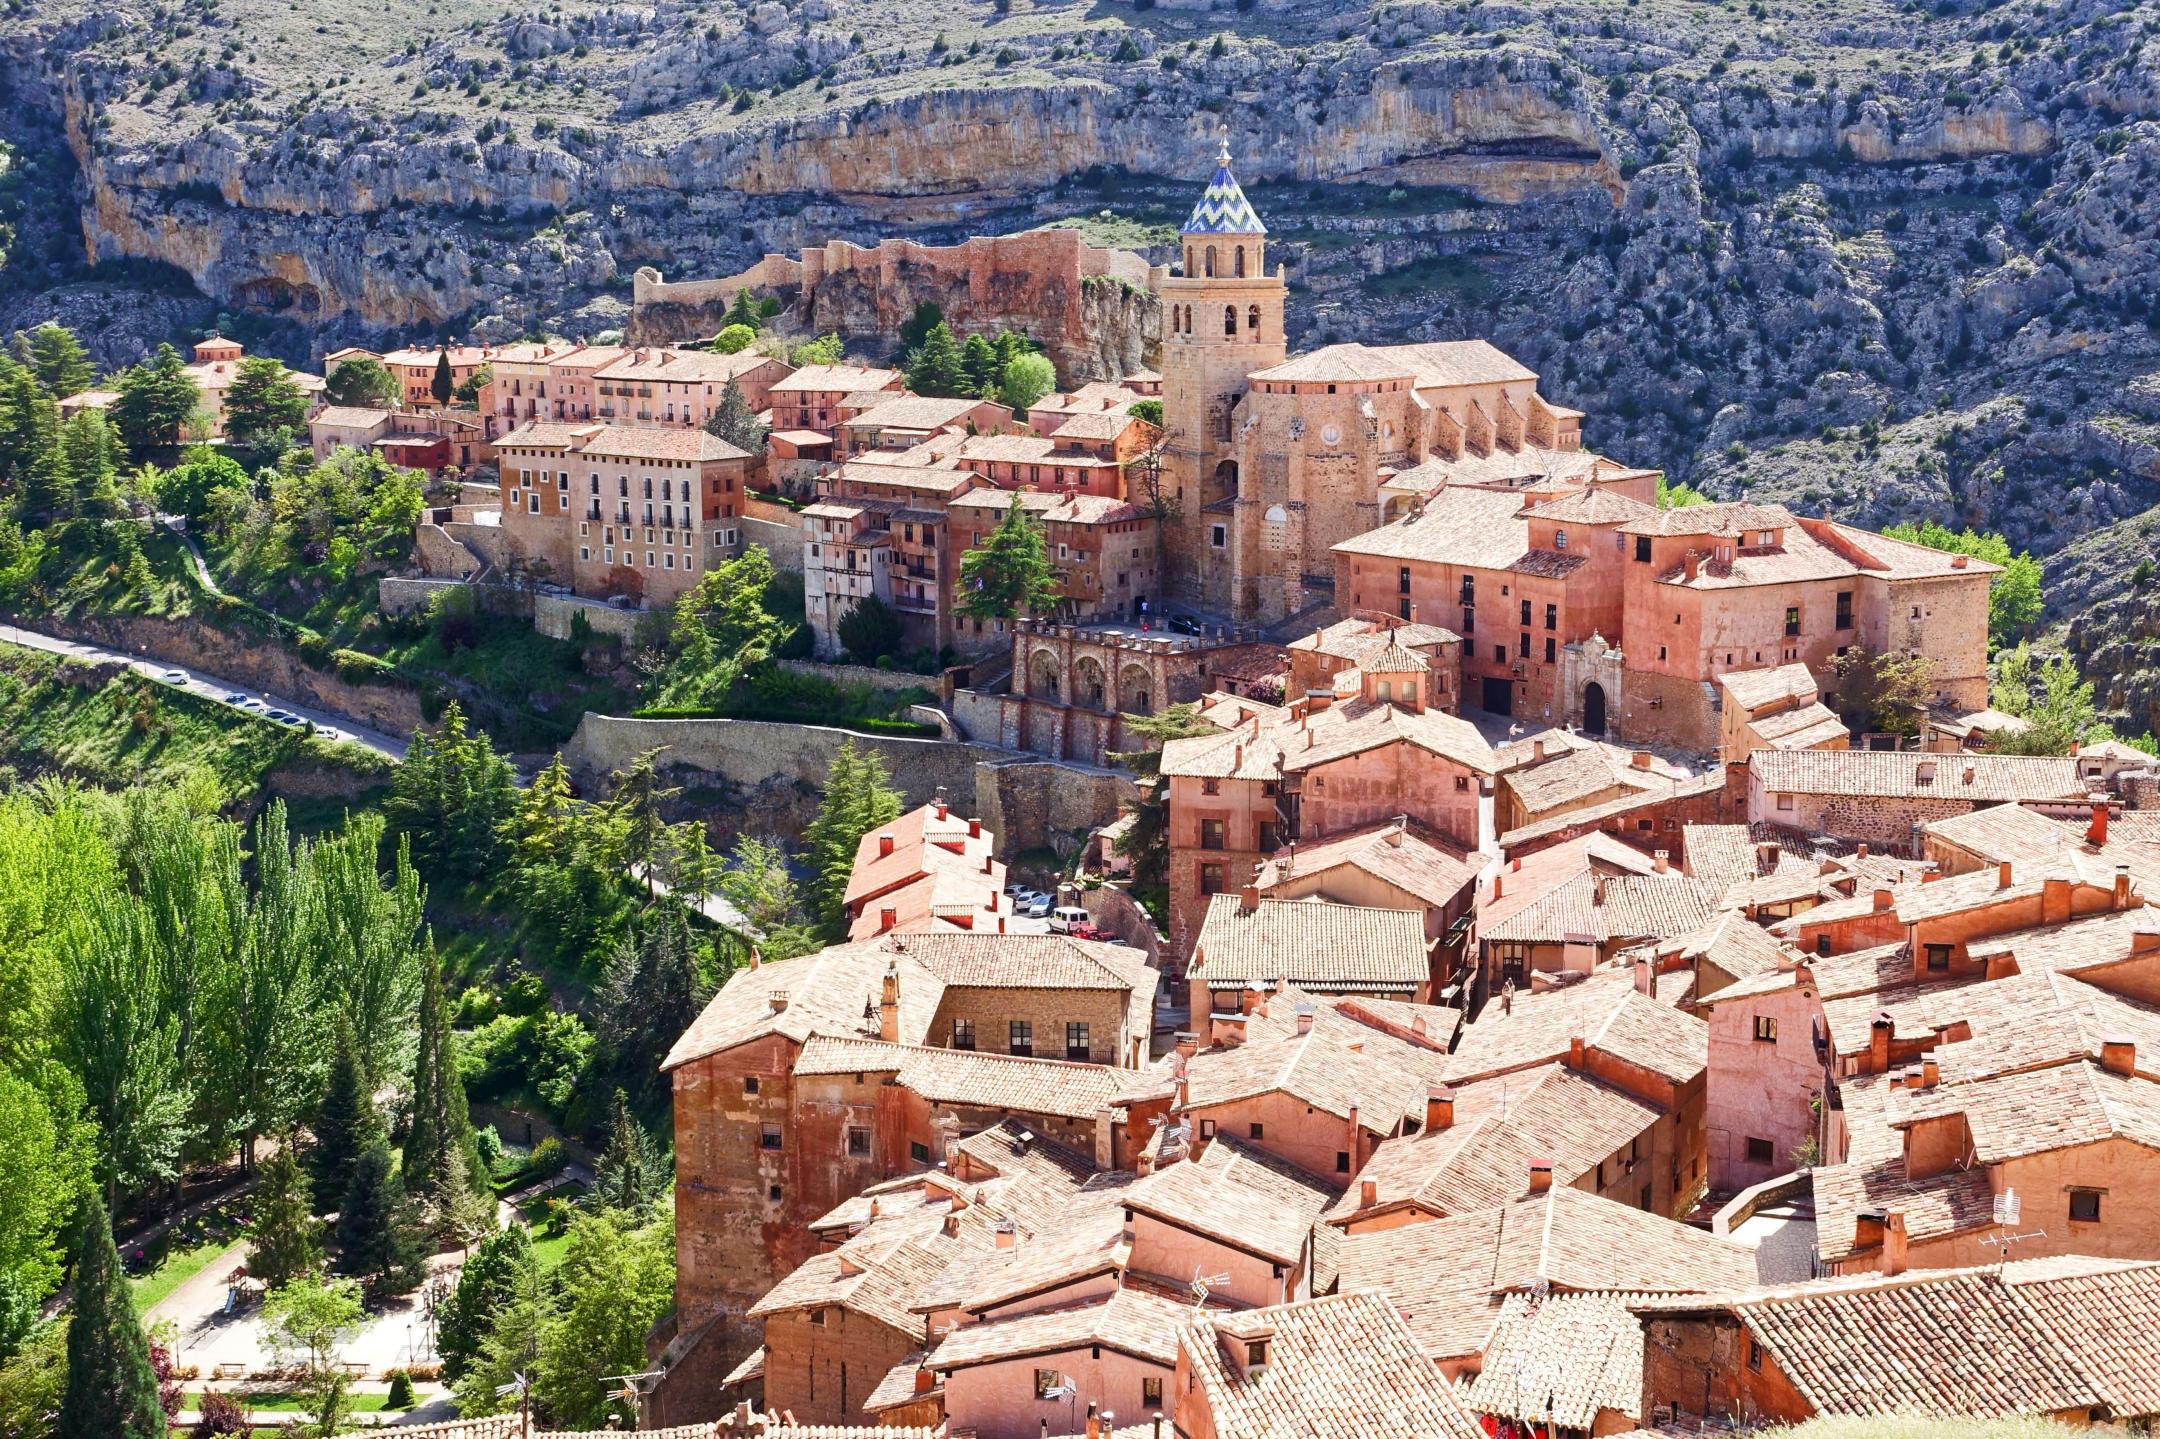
[1075,655,1108,711]
[1120,663,1154,716]
[1029,647,1062,701]
[1583,681,1608,735]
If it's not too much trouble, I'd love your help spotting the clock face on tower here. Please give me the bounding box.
[1320,424,1342,447]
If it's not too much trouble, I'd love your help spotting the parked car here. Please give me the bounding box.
[222,690,248,705]
[315,727,344,743]
[236,697,268,713]
[1069,921,1108,942]
[1023,895,1054,920]
[267,710,303,728]
[1004,881,1031,900]
[1167,614,1203,636]
[1049,906,1091,934]
[156,667,189,686]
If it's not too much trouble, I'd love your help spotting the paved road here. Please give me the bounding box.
[0,622,408,762]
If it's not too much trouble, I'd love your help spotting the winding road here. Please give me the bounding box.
[0,620,409,762]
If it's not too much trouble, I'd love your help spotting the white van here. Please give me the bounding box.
[1049,906,1090,934]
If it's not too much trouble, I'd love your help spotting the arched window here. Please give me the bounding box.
[1234,245,1246,278]
[1171,307,1180,335]
[1185,305,1194,333]
[1205,246,1217,277]
[1224,305,1237,336]
[1247,305,1260,333]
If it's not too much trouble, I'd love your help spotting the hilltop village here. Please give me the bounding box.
[23,149,2160,1438]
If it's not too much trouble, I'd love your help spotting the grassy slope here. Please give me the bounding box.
[0,641,392,811]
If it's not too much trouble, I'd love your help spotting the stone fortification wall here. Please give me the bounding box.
[771,656,932,695]
[533,593,642,641]
[972,758,1136,859]
[630,229,1159,382]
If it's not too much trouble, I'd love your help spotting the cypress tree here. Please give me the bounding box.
[402,941,488,1236]
[310,1018,380,1213]
[59,1198,164,1439]
[248,1144,324,1287]
[337,1143,424,1294]
[430,348,454,407]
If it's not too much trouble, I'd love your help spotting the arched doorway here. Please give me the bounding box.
[1583,682,1607,735]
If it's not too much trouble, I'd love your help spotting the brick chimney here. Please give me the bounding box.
[2116,863,2133,911]
[2101,1033,2137,1076]
[994,1219,1017,1251]
[968,817,982,838]
[878,906,898,933]
[880,964,900,1042]
[1654,849,1670,874]
[2089,800,2109,848]
[1999,860,2014,889]
[1174,1031,1199,1060]
[1883,1210,1909,1276]
[1870,1011,1892,1072]
[1295,1004,1316,1036]
[1683,552,1700,582]
[1528,1158,1554,1194]
[1854,1207,1885,1252]
[1872,887,1894,912]
[1238,875,1260,913]
[878,832,895,858]
[1533,737,1546,762]
[1567,1034,1586,1069]
[1920,1056,1940,1089]
[769,990,790,1013]
[1360,1178,1378,1208]
[1426,1086,1455,1130]
[1631,750,1653,770]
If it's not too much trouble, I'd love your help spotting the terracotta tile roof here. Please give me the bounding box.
[891,1044,1140,1121]
[1649,1269,2110,1419]
[722,1344,767,1387]
[1124,1135,1338,1266]
[311,405,394,428]
[1275,695,1499,776]
[1380,446,1641,497]
[860,1352,929,1413]
[1462,1291,1648,1428]
[1660,911,1796,987]
[2003,1261,2160,1418]
[1751,749,2086,803]
[1257,820,1479,914]
[1045,408,1144,442]
[494,420,603,449]
[1747,702,1849,749]
[1182,1002,1444,1131]
[1479,871,1714,948]
[833,459,985,496]
[1518,487,1656,525]
[1479,834,1662,936]
[1191,894,1430,993]
[1502,741,1688,818]
[1333,994,1465,1049]
[747,1198,973,1335]
[1817,520,2005,579]
[583,425,751,462]
[1887,1058,2160,1163]
[1615,500,1799,539]
[844,394,1003,432]
[1180,1290,1485,1439]
[1338,1188,1761,1362]
[1336,1063,1662,1218]
[1921,803,2145,878]
[768,364,902,394]
[1289,617,1460,658]
[1247,343,1419,384]
[1719,660,1821,714]
[927,1285,1196,1372]
[1331,485,1532,566]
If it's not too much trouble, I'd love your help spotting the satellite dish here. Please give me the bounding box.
[1993,1189,2021,1227]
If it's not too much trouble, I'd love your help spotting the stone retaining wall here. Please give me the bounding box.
[535,593,644,641]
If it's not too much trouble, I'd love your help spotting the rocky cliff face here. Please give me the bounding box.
[7,0,2160,577]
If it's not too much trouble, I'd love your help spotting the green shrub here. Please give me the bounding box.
[386,1370,415,1408]
[531,1136,568,1179]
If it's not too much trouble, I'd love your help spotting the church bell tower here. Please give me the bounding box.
[1157,137,1287,611]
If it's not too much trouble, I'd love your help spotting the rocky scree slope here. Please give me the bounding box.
[6,0,2160,578]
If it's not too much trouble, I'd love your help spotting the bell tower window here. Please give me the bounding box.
[1224,306,1237,337]
[1234,245,1246,278]
[1205,245,1218,277]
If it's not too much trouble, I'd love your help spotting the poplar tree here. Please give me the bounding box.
[59,1199,164,1439]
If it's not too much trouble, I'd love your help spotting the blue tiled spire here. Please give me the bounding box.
[1182,134,1267,236]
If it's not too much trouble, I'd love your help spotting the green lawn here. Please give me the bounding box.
[181,1389,394,1414]
[124,1199,249,1313]
[515,1182,588,1271]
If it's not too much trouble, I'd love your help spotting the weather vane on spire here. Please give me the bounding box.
[1218,129,1232,168]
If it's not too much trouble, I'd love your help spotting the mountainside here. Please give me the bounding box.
[7,0,2160,592]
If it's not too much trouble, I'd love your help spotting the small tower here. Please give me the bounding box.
[1158,135,1287,609]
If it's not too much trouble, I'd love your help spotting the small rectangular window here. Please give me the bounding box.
[952,1019,975,1051]
[1009,1020,1033,1058]
[1635,535,1652,563]
[1925,944,1952,972]
[1777,794,1795,812]
[1201,818,1227,851]
[910,1140,931,1164]
[1753,1016,1778,1043]
[744,1076,760,1096]
[1200,863,1225,895]
[1249,1122,1264,1140]
[1144,1377,1164,1408]
[1747,1339,1763,1373]
[1745,1136,1774,1165]
[2070,1189,2102,1223]
[1336,1150,1350,1174]
[847,1127,870,1156]
[760,1125,782,1151]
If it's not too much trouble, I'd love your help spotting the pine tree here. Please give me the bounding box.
[310,1018,380,1213]
[904,320,970,398]
[20,324,95,397]
[322,356,402,410]
[336,1142,424,1294]
[897,300,944,355]
[958,495,1061,620]
[430,348,454,407]
[401,941,488,1237]
[385,702,515,884]
[802,737,904,936]
[591,1089,667,1215]
[436,1225,533,1382]
[604,749,681,894]
[109,344,201,458]
[959,332,999,397]
[18,393,69,524]
[596,902,706,1108]
[58,410,120,517]
[59,1198,165,1439]
[722,288,762,333]
[703,377,769,454]
[222,356,309,454]
[0,359,45,491]
[248,1144,324,1287]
